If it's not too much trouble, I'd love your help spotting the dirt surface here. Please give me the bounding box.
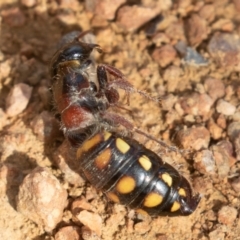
[1,0,240,239]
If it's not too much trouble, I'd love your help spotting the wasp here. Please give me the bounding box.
[49,32,200,216]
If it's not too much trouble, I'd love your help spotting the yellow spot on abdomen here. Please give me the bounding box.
[144,192,163,208]
[178,188,187,197]
[116,176,136,194]
[138,155,152,171]
[104,131,112,141]
[161,173,173,187]
[95,148,111,170]
[116,138,130,154]
[77,134,102,159]
[106,192,120,203]
[171,201,181,212]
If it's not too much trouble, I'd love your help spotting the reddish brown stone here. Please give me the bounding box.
[117,5,162,32]
[152,45,177,68]
[165,22,186,42]
[176,126,210,150]
[204,78,225,101]
[185,13,208,46]
[199,4,215,22]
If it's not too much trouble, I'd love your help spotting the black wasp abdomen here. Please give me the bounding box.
[76,131,200,216]
[50,32,200,217]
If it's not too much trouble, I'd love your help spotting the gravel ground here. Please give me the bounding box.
[1,0,240,239]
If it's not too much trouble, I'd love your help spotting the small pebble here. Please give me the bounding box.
[193,150,216,175]
[204,78,225,101]
[212,19,233,32]
[152,44,177,68]
[177,92,213,118]
[218,206,238,226]
[86,0,126,20]
[72,198,94,214]
[185,13,208,46]
[134,221,151,235]
[6,83,33,117]
[192,176,213,194]
[176,126,210,150]
[55,226,81,240]
[209,226,226,240]
[216,114,227,129]
[211,141,235,178]
[208,33,240,69]
[207,118,223,140]
[75,210,102,237]
[199,4,215,22]
[183,47,208,66]
[16,167,68,232]
[216,99,236,116]
[117,5,162,32]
